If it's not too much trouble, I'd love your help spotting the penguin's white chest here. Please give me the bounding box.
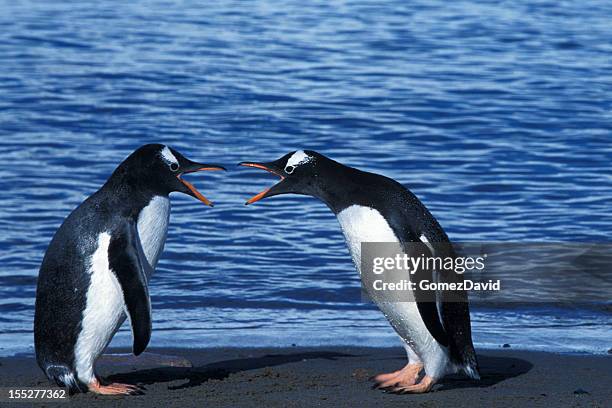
[74,197,170,383]
[75,232,125,383]
[137,196,170,270]
[336,205,400,273]
[336,205,448,376]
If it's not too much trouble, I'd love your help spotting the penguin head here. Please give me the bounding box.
[239,150,330,204]
[116,144,226,206]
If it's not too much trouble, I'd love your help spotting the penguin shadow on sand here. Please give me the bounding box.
[104,350,530,392]
[105,351,354,391]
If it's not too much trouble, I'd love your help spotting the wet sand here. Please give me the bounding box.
[0,347,609,407]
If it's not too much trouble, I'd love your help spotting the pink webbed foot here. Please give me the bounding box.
[388,374,436,394]
[371,363,423,390]
[88,378,144,396]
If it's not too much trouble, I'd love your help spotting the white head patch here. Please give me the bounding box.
[160,145,178,166]
[285,150,312,173]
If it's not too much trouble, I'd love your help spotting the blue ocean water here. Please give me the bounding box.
[0,0,611,357]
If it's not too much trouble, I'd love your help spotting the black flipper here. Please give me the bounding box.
[108,221,152,356]
[421,238,479,378]
[402,230,449,347]
[410,241,449,347]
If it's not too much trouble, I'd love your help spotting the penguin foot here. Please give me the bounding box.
[387,375,435,394]
[371,363,423,390]
[88,379,145,396]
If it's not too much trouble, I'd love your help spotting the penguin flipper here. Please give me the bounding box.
[420,234,480,377]
[409,241,449,347]
[386,216,449,347]
[108,221,152,356]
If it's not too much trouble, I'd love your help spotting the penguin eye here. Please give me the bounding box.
[170,163,179,172]
[285,165,295,174]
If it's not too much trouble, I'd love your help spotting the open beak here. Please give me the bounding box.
[178,163,226,207]
[238,162,285,205]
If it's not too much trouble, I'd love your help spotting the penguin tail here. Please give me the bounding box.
[462,358,481,380]
[457,347,480,380]
[45,364,87,395]
[447,335,480,380]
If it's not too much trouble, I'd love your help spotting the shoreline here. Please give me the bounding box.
[1,347,610,407]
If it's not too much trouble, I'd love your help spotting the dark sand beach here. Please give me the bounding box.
[0,347,609,407]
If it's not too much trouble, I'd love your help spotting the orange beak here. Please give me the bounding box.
[177,165,225,207]
[239,162,285,205]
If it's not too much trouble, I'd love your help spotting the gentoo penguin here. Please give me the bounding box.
[34,144,225,395]
[239,150,479,393]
